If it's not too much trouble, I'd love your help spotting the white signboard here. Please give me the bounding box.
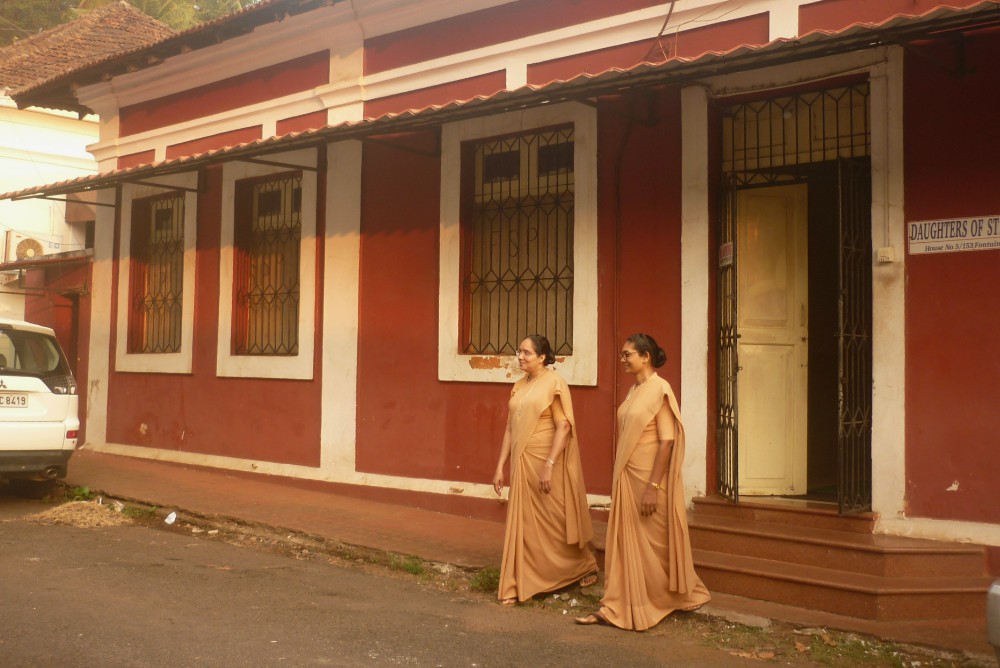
[908,215,1000,255]
[718,241,733,267]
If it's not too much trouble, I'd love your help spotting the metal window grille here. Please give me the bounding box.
[233,172,302,356]
[460,125,575,355]
[722,83,870,183]
[128,192,184,354]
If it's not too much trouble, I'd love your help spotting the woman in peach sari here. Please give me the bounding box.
[493,334,598,605]
[576,333,710,629]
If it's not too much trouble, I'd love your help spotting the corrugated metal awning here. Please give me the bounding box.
[0,250,93,273]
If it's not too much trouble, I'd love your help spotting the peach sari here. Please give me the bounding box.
[598,373,710,629]
[498,369,596,602]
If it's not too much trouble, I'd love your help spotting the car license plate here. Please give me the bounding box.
[0,392,28,407]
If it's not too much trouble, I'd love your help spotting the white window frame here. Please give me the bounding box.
[217,149,317,379]
[438,102,597,385]
[115,172,197,374]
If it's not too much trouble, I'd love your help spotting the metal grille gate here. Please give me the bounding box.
[716,175,739,502]
[716,83,873,512]
[837,158,873,513]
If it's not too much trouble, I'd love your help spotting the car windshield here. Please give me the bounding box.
[0,328,70,378]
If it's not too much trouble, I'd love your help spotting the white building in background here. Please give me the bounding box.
[0,1,175,319]
[0,93,97,318]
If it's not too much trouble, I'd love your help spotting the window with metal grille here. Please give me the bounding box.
[232,172,302,355]
[127,192,184,354]
[721,83,870,183]
[460,125,575,356]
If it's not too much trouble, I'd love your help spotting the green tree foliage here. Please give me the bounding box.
[76,1,252,30]
[0,0,252,45]
[193,0,250,24]
[0,1,75,47]
[76,1,198,30]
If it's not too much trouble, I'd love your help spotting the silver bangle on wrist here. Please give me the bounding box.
[546,458,555,466]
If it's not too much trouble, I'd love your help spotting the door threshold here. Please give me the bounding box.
[737,495,839,511]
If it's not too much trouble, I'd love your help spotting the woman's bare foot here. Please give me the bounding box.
[574,609,610,625]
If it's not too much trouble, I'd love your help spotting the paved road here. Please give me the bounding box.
[0,493,763,668]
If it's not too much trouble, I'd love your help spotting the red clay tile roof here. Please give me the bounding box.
[0,1,175,93]
[11,0,338,113]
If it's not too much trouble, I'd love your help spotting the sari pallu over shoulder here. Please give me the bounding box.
[509,370,594,548]
[614,373,698,595]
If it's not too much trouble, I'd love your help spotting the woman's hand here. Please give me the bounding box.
[539,460,554,494]
[493,468,505,496]
[640,485,659,516]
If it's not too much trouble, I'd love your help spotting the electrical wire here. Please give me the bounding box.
[644,0,750,64]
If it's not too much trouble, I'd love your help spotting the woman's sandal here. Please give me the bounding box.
[578,571,599,588]
[500,597,518,606]
[574,609,611,626]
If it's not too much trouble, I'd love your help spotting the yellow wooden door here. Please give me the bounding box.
[737,184,808,495]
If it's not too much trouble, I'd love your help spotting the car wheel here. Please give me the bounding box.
[7,479,57,500]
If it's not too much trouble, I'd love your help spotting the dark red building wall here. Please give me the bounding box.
[22,263,92,441]
[591,88,686,489]
[365,0,666,75]
[528,13,770,85]
[277,110,328,136]
[354,89,684,494]
[118,150,155,169]
[22,273,74,349]
[119,51,330,137]
[104,165,324,465]
[904,31,1000,523]
[364,71,506,119]
[165,126,263,160]
[354,130,506,484]
[798,0,983,34]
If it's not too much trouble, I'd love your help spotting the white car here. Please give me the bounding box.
[0,317,79,498]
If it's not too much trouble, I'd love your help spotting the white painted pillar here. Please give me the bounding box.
[320,140,363,473]
[680,85,711,502]
[869,47,907,521]
[83,187,116,446]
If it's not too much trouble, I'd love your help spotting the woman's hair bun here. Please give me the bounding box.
[627,333,667,368]
[525,334,557,366]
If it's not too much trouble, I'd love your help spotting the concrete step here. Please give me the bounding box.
[591,497,989,622]
[689,513,986,578]
[694,549,991,621]
[692,495,876,533]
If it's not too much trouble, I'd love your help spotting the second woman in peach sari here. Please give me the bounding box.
[577,333,710,630]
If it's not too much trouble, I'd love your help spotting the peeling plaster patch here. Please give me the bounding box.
[139,423,148,435]
[468,355,503,370]
[946,480,960,492]
[468,354,523,378]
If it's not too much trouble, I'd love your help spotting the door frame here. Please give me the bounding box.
[711,82,875,513]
